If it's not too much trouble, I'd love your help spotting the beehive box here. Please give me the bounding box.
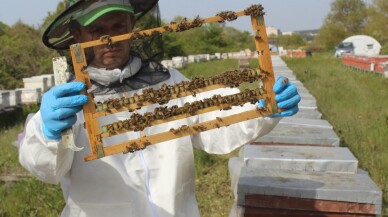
[17,88,42,104]
[254,117,340,146]
[8,89,22,107]
[0,91,10,111]
[23,76,48,92]
[240,145,358,173]
[237,168,382,216]
[37,74,55,90]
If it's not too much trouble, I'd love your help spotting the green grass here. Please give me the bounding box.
[283,53,388,215]
[181,59,239,78]
[0,124,64,217]
[181,59,240,217]
[0,124,24,175]
[193,149,236,217]
[0,178,64,217]
[0,105,63,217]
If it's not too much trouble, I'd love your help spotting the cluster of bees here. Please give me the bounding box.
[174,16,204,32]
[95,68,268,112]
[99,88,266,137]
[114,4,265,42]
[216,11,238,22]
[122,141,149,153]
[244,4,265,17]
[130,29,161,40]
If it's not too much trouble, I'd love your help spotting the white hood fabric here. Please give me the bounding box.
[88,56,142,87]
[19,68,279,217]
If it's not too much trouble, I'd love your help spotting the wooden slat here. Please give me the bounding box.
[251,15,277,114]
[80,11,247,49]
[84,108,272,161]
[70,44,102,157]
[92,84,229,119]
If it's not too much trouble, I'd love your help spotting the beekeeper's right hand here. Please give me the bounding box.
[40,82,88,140]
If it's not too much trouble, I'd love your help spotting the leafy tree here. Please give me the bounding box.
[364,0,388,46]
[277,34,306,49]
[223,27,255,52]
[162,32,185,59]
[315,23,349,50]
[315,0,368,50]
[0,22,57,89]
[162,15,255,57]
[0,22,9,37]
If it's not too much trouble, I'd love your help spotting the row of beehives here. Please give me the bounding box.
[229,56,382,216]
[0,74,55,112]
[0,50,255,111]
[161,49,255,69]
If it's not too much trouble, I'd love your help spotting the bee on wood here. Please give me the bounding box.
[143,141,151,147]
[163,26,173,32]
[193,125,207,132]
[96,135,102,143]
[191,16,204,28]
[170,128,179,134]
[244,5,265,17]
[216,11,237,22]
[178,125,189,132]
[123,143,138,154]
[176,18,190,32]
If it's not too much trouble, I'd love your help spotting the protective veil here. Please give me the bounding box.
[19,65,280,217]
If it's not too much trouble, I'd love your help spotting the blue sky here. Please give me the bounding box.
[1,0,335,32]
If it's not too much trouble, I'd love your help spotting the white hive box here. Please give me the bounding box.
[17,88,42,104]
[240,145,358,174]
[37,74,55,90]
[161,60,173,69]
[188,55,196,63]
[0,91,10,110]
[293,107,322,119]
[23,76,49,92]
[8,89,22,107]
[254,117,340,146]
[172,56,185,69]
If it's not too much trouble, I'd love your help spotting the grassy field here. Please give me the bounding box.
[283,53,388,214]
[0,56,387,216]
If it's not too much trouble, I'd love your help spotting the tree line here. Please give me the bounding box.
[0,0,387,90]
[316,0,388,52]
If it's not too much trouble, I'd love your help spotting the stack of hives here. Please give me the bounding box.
[228,56,382,217]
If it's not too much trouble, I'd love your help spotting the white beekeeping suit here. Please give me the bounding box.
[19,68,279,217]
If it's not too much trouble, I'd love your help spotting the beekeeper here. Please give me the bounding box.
[19,0,301,216]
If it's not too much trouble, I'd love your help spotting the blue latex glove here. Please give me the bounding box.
[40,82,88,140]
[257,76,301,117]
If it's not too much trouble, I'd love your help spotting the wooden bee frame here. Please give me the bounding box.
[69,5,277,161]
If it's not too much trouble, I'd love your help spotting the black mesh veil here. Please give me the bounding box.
[130,3,164,63]
[50,1,166,78]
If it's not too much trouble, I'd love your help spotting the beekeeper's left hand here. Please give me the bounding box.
[257,76,301,117]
